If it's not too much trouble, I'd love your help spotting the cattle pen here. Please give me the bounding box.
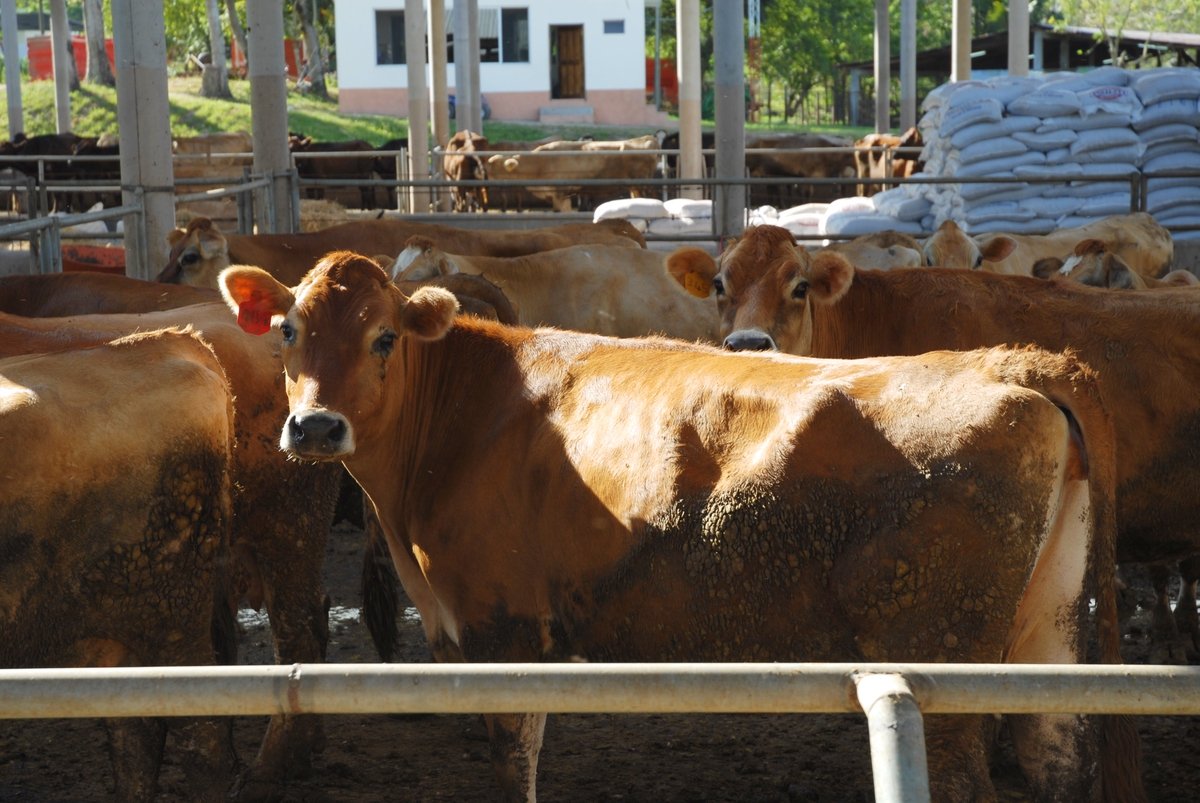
[2,661,1199,802]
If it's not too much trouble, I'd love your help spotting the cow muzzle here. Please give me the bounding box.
[281,409,356,460]
[723,330,777,352]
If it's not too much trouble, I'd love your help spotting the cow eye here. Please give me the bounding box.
[180,252,199,267]
[973,254,984,269]
[711,277,726,297]
[792,280,809,300]
[279,322,296,343]
[373,331,397,358]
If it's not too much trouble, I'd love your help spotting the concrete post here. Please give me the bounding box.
[246,0,293,233]
[1032,28,1044,72]
[466,0,481,134]
[653,1,662,110]
[111,0,175,279]
[1008,0,1029,76]
[453,0,475,136]
[1,0,23,137]
[952,0,971,82]
[429,0,450,148]
[405,0,429,213]
[49,0,71,133]
[899,0,916,130]
[849,69,861,127]
[676,0,702,200]
[873,0,890,133]
[712,0,744,239]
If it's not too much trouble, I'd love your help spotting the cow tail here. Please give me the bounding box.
[211,555,238,666]
[1016,352,1147,803]
[361,497,401,662]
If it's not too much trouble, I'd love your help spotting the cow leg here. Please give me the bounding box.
[1176,555,1200,657]
[922,714,997,803]
[485,712,546,803]
[171,717,239,802]
[106,717,168,803]
[232,463,340,801]
[1147,562,1191,663]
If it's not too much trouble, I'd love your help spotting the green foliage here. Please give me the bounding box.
[1049,0,1200,65]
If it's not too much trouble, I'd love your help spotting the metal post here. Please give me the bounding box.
[952,0,972,82]
[405,0,430,213]
[112,0,175,279]
[289,167,301,232]
[873,0,890,134]
[1,0,23,137]
[467,0,481,135]
[677,0,702,200]
[246,0,293,234]
[713,0,745,240]
[855,673,932,803]
[395,152,405,212]
[1032,28,1044,72]
[48,0,71,133]
[1008,0,1029,77]
[899,0,916,130]
[653,1,662,110]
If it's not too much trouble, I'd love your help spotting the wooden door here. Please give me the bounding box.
[551,25,584,99]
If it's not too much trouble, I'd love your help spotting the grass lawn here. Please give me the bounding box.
[0,76,874,145]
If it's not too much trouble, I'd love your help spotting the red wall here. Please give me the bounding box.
[28,35,114,81]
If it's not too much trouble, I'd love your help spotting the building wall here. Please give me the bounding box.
[334,0,658,123]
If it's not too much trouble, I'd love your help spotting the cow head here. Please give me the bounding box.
[157,217,229,288]
[923,220,1017,270]
[666,225,853,355]
[391,235,460,282]
[219,252,459,462]
[1034,238,1157,290]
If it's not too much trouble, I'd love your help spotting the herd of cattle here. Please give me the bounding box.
[0,127,921,218]
[3,207,1197,803]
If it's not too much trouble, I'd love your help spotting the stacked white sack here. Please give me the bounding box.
[892,67,1200,239]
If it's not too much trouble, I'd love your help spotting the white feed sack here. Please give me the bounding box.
[593,198,669,223]
[647,216,714,235]
[664,198,713,219]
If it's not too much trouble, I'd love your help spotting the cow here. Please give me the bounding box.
[0,271,218,316]
[1032,239,1200,289]
[289,135,378,209]
[745,133,858,206]
[441,130,489,212]
[923,214,1173,277]
[824,230,927,270]
[0,287,343,798]
[391,235,717,341]
[854,128,924,197]
[0,132,86,212]
[485,135,659,212]
[667,224,1200,661]
[219,250,1143,803]
[156,216,647,289]
[0,327,237,802]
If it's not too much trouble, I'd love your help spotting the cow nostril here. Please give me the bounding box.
[288,416,306,442]
[723,332,775,352]
[327,419,345,444]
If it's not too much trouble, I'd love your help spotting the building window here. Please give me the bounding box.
[376,10,405,64]
[603,19,624,34]
[502,8,529,62]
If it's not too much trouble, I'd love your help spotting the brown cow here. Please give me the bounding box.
[0,328,237,802]
[0,286,342,798]
[443,130,490,212]
[157,216,646,289]
[221,251,1140,803]
[854,128,924,197]
[392,236,717,341]
[668,224,1200,661]
[1032,239,1200,289]
[289,135,378,209]
[924,214,1172,277]
[824,230,927,270]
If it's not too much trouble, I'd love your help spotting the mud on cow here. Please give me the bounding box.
[0,327,237,802]
[221,251,1142,803]
[668,224,1200,662]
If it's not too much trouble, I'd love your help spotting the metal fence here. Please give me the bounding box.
[2,661,1198,802]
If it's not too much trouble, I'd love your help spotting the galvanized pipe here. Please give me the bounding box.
[856,673,931,803]
[712,0,745,239]
[1,0,23,137]
[2,663,1199,720]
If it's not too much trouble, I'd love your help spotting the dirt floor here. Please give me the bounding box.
[2,516,1199,803]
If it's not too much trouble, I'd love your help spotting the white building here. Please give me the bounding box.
[333,0,669,126]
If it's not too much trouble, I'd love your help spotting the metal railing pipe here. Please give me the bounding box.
[856,673,931,803]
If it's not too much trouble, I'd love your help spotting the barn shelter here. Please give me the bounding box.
[334,0,670,126]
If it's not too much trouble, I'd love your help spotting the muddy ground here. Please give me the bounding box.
[2,518,1199,803]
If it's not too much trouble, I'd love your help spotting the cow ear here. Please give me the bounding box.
[400,286,459,341]
[219,266,295,336]
[1105,257,1140,290]
[979,235,1017,264]
[167,228,187,248]
[197,229,227,260]
[1165,269,1200,287]
[1031,257,1062,280]
[666,247,718,298]
[806,251,854,304]
[372,254,396,273]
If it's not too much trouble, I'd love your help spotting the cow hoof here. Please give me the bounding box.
[1149,636,1192,666]
[229,774,287,803]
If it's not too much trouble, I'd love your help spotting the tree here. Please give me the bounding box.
[760,0,872,118]
[225,0,248,70]
[292,0,325,97]
[201,0,230,97]
[82,0,114,86]
[1051,0,1200,66]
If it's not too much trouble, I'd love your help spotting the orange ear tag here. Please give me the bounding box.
[684,272,711,299]
[237,292,273,335]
